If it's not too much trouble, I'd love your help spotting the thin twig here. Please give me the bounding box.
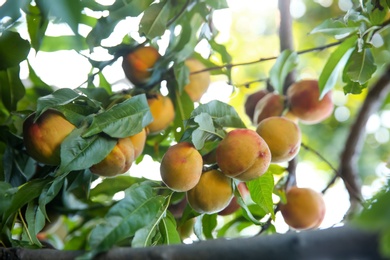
[190,41,342,75]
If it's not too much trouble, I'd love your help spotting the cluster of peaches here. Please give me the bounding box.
[22,44,331,231]
[22,46,211,178]
[244,79,333,230]
[162,79,333,231]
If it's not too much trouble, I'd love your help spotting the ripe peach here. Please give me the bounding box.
[23,109,76,165]
[287,80,334,124]
[147,94,175,134]
[256,116,301,163]
[160,142,203,192]
[183,58,210,102]
[253,92,286,125]
[279,187,326,230]
[122,46,161,85]
[244,89,269,122]
[129,128,147,159]
[187,169,233,214]
[90,137,135,177]
[216,129,271,179]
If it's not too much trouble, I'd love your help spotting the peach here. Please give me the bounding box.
[122,46,161,85]
[183,58,211,102]
[147,93,175,134]
[23,109,76,165]
[90,137,135,177]
[256,116,301,163]
[160,142,203,192]
[253,92,286,125]
[129,128,147,159]
[216,128,271,179]
[287,80,334,124]
[187,169,233,214]
[244,89,269,122]
[279,187,326,230]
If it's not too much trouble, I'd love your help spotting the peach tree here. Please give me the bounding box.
[0,0,390,259]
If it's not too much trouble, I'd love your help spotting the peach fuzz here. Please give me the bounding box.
[160,142,203,192]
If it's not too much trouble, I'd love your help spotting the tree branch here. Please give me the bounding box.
[339,65,390,216]
[1,226,383,260]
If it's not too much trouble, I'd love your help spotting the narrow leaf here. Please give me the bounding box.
[202,213,217,239]
[0,66,26,111]
[345,48,377,84]
[269,50,298,94]
[247,171,275,220]
[85,183,165,258]
[310,18,358,39]
[159,213,181,245]
[191,100,246,129]
[191,113,216,150]
[0,31,30,70]
[25,201,45,246]
[235,188,263,225]
[139,2,171,39]
[82,95,153,138]
[59,128,117,174]
[318,36,356,99]
[3,179,50,225]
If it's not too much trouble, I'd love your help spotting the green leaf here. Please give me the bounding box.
[310,18,358,39]
[40,35,88,52]
[25,201,45,247]
[35,88,82,116]
[191,113,216,150]
[38,176,65,219]
[36,0,82,35]
[0,66,26,112]
[173,62,190,94]
[267,164,287,175]
[368,0,388,25]
[345,48,377,85]
[165,12,204,63]
[381,228,390,258]
[0,31,30,70]
[318,36,356,99]
[139,1,171,39]
[201,213,217,239]
[343,81,368,95]
[82,95,153,138]
[0,0,22,22]
[269,49,298,94]
[131,193,172,248]
[85,0,153,48]
[353,188,390,231]
[234,188,263,225]
[90,175,143,199]
[205,0,229,9]
[247,171,275,220]
[84,183,165,258]
[59,128,117,174]
[158,212,181,245]
[2,179,50,225]
[190,100,246,129]
[26,3,49,51]
[0,182,13,216]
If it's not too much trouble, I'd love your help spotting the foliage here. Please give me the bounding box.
[0,0,390,258]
